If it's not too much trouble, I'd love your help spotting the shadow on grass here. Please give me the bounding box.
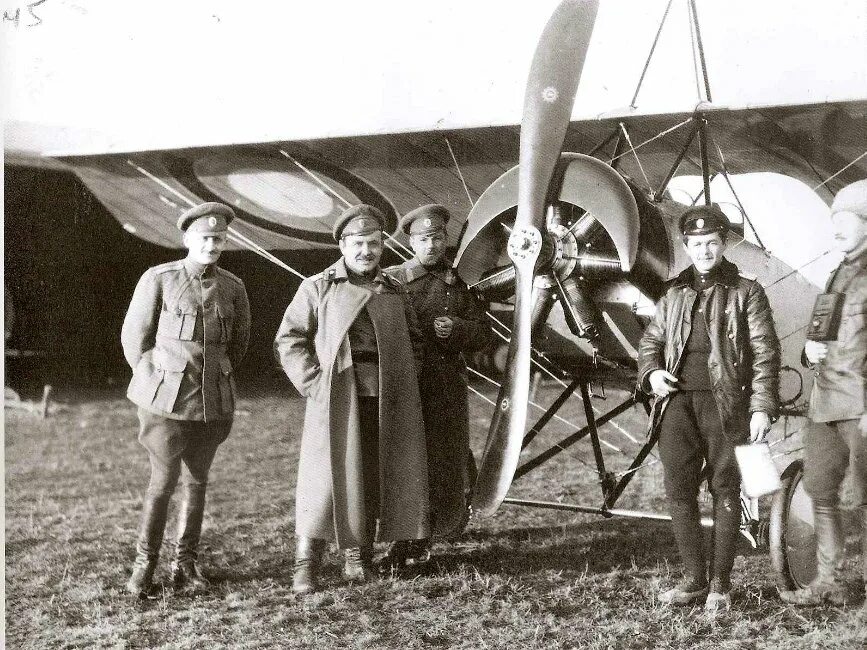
[413,517,678,577]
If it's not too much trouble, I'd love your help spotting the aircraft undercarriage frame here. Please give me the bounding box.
[494,374,816,590]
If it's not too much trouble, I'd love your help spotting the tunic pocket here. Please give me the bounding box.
[151,348,187,413]
[158,304,198,340]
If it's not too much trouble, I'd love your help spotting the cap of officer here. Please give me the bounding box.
[399,204,451,236]
[679,204,730,237]
[332,204,386,241]
[177,202,235,233]
[831,179,867,217]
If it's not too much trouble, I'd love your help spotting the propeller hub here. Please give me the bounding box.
[507,225,543,263]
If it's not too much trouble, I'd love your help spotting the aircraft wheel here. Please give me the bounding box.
[768,459,817,590]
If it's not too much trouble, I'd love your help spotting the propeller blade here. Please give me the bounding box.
[516,0,599,232]
[473,225,542,516]
[473,0,599,517]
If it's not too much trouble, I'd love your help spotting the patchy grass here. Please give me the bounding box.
[6,382,865,649]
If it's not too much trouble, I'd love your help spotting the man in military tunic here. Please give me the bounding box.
[638,205,780,612]
[121,202,250,598]
[384,204,492,567]
[781,179,867,608]
[275,204,430,595]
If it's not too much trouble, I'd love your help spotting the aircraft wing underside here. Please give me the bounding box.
[6,100,867,251]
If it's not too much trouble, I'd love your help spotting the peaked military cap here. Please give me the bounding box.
[333,204,386,241]
[177,202,235,233]
[400,204,451,235]
[679,204,730,237]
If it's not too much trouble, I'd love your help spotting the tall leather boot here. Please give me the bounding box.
[660,499,708,605]
[293,537,325,595]
[170,485,210,592]
[126,491,171,598]
[343,546,375,583]
[706,494,740,612]
[781,504,848,605]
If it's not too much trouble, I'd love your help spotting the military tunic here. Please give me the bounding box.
[385,258,492,536]
[122,258,250,422]
[803,247,867,512]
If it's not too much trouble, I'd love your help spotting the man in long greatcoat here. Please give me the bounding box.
[275,204,429,595]
[384,204,492,567]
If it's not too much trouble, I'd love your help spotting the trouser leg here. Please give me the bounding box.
[128,411,183,596]
[358,397,380,544]
[709,493,740,588]
[659,392,707,587]
[174,422,228,563]
[668,498,707,585]
[840,419,867,588]
[341,397,378,583]
[172,420,230,591]
[804,420,850,587]
[781,419,850,605]
[695,391,741,589]
[137,454,181,561]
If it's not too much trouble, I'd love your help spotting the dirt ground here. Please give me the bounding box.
[5,381,866,649]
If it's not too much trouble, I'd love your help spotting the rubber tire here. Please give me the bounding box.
[769,459,818,590]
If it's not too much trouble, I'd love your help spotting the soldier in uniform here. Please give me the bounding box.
[121,202,250,598]
[638,204,780,612]
[275,204,430,595]
[384,204,492,567]
[781,179,867,609]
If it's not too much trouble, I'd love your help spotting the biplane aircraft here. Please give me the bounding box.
[5,0,867,594]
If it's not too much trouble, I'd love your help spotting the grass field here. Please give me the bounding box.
[5,381,866,649]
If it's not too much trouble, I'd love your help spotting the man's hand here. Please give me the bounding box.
[750,411,772,443]
[648,370,679,398]
[859,413,867,438]
[804,340,829,365]
[434,316,454,339]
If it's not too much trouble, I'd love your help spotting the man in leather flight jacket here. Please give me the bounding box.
[121,202,250,598]
[638,204,780,612]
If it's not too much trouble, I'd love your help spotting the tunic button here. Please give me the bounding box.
[204,302,211,309]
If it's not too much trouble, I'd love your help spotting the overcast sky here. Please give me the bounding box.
[3,0,866,154]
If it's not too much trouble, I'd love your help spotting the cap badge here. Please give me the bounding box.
[208,216,217,227]
[696,218,705,229]
[423,218,432,227]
